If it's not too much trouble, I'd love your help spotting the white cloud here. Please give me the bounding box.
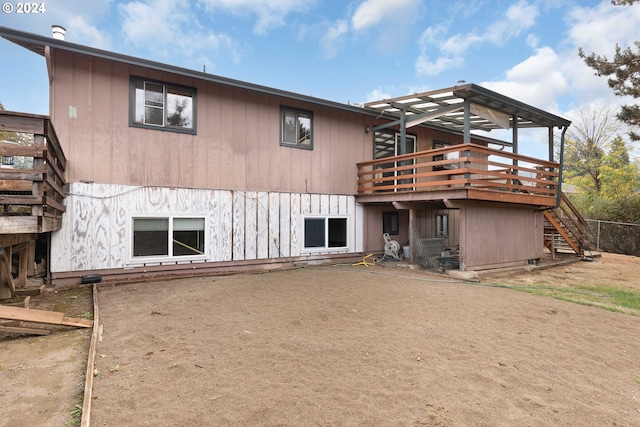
[197,0,316,35]
[415,55,464,77]
[568,1,640,57]
[65,16,112,50]
[351,0,422,52]
[440,0,538,56]
[119,0,190,50]
[365,88,393,102]
[320,20,348,59]
[526,34,539,49]
[440,33,483,56]
[351,0,415,31]
[118,0,241,65]
[559,1,640,112]
[482,46,568,114]
[416,0,539,77]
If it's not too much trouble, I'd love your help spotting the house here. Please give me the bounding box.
[0,26,584,287]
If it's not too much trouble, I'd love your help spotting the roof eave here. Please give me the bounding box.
[455,83,572,129]
[0,26,373,117]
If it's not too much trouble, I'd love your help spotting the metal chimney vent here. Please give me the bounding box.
[51,25,66,40]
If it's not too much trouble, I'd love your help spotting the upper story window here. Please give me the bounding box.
[130,77,196,134]
[281,106,313,149]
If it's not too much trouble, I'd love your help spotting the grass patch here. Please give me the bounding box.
[503,284,640,315]
[65,403,82,426]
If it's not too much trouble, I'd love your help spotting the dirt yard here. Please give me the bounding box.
[1,252,640,426]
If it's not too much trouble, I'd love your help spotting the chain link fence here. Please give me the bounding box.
[585,219,640,256]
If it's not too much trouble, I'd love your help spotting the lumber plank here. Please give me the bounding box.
[0,305,92,327]
[15,285,44,297]
[0,325,51,335]
[0,249,16,299]
[80,284,99,427]
[0,295,30,307]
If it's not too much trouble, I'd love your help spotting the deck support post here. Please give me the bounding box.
[409,208,415,265]
[399,109,407,155]
[512,114,518,171]
[548,127,554,162]
[463,100,471,144]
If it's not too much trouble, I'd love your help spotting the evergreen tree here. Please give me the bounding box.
[579,0,640,140]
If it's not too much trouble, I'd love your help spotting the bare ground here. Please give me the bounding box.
[2,252,640,426]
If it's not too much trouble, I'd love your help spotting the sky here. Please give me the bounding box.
[1,0,639,159]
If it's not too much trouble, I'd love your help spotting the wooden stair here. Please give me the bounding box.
[544,192,587,255]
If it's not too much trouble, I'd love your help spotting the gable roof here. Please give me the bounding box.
[0,26,570,135]
[0,25,366,115]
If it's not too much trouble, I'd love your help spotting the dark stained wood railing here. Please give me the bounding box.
[544,192,587,255]
[0,111,67,235]
[356,143,559,206]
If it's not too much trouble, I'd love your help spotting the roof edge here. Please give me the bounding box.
[0,26,370,116]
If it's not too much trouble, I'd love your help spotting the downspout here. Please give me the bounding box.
[555,125,569,208]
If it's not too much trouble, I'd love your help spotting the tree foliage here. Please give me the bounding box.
[579,0,640,140]
[563,104,621,193]
[563,103,640,228]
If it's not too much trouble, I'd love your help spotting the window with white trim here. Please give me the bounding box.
[303,217,347,250]
[281,106,313,149]
[132,217,205,260]
[131,77,196,134]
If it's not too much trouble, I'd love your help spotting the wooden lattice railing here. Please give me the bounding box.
[357,143,559,203]
[0,111,67,234]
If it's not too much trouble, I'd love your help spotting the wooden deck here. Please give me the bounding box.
[1,111,67,292]
[0,111,66,242]
[356,143,559,207]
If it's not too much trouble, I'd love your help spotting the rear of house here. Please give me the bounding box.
[0,26,573,286]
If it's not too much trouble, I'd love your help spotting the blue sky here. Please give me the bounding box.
[1,0,639,158]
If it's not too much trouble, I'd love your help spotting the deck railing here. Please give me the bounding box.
[0,111,67,234]
[357,143,559,201]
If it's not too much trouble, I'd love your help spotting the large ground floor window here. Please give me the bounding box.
[303,216,348,251]
[132,216,205,261]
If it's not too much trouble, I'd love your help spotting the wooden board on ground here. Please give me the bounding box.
[0,324,51,335]
[0,249,16,300]
[15,284,45,297]
[0,295,30,307]
[0,305,92,328]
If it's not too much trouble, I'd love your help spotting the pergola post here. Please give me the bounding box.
[512,114,518,170]
[463,99,471,144]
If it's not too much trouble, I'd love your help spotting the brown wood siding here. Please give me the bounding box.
[50,50,369,196]
[415,208,460,248]
[362,205,409,253]
[460,206,543,270]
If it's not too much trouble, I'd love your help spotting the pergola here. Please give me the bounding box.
[364,83,571,164]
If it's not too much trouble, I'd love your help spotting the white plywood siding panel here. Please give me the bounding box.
[232,191,245,261]
[269,193,280,258]
[279,193,291,257]
[320,194,330,215]
[244,191,257,260]
[290,193,301,256]
[214,190,233,261]
[257,192,269,259]
[311,194,321,214]
[329,195,339,215]
[301,193,311,215]
[50,183,359,273]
